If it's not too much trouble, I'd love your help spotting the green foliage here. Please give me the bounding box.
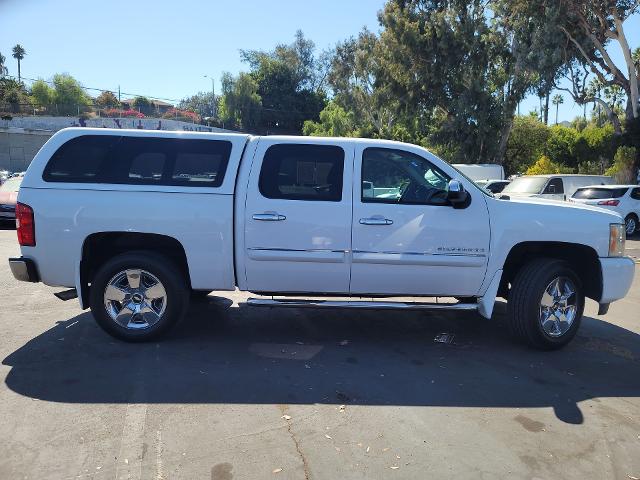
[132,96,152,115]
[303,101,356,137]
[51,73,91,115]
[0,77,31,113]
[30,79,54,106]
[526,155,574,175]
[605,146,637,183]
[226,30,326,133]
[95,91,119,108]
[218,72,262,131]
[544,126,579,168]
[505,116,550,174]
[573,124,617,166]
[178,91,216,119]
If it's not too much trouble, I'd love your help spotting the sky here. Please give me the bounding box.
[1,0,639,124]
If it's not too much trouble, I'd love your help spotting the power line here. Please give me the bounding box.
[5,74,181,103]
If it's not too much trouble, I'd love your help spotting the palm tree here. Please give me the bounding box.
[0,52,8,77]
[12,44,26,82]
[552,94,564,125]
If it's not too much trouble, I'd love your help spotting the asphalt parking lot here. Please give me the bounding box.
[1,224,639,479]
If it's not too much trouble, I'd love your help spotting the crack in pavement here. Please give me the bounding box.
[278,406,310,480]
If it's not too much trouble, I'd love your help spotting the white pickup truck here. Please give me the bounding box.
[9,128,635,349]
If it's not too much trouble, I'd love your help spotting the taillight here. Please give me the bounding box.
[16,202,35,246]
[597,199,619,206]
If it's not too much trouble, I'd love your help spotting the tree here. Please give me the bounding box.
[552,1,639,133]
[0,77,32,113]
[545,125,579,168]
[51,73,91,115]
[505,116,550,174]
[303,101,357,137]
[12,44,26,82]
[30,79,55,107]
[132,96,152,115]
[526,155,573,175]
[95,91,120,109]
[0,52,7,77]
[218,72,262,131]
[178,91,216,119]
[605,145,637,183]
[237,30,327,133]
[552,94,564,124]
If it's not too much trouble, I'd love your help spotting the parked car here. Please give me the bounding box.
[0,170,10,185]
[452,163,505,181]
[8,128,635,350]
[501,174,613,201]
[0,174,24,222]
[476,179,510,194]
[570,185,640,236]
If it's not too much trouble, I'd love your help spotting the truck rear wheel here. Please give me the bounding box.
[89,251,189,342]
[507,258,584,350]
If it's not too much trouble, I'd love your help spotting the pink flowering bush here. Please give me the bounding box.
[162,108,200,123]
[103,108,145,118]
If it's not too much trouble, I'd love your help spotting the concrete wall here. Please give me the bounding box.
[0,116,232,133]
[0,129,52,171]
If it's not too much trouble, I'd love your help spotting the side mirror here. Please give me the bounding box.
[447,179,470,208]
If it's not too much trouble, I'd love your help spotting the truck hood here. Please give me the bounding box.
[487,195,623,258]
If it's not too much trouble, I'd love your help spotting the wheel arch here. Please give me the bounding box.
[78,232,191,308]
[500,241,602,302]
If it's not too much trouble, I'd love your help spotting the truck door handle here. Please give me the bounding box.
[359,217,393,226]
[252,212,287,221]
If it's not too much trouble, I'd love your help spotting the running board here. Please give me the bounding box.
[247,297,478,311]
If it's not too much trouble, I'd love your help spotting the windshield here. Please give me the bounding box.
[572,187,628,199]
[502,176,548,194]
[0,177,23,192]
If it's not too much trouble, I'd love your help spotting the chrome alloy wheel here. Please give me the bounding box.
[103,269,167,330]
[539,276,577,338]
[626,217,637,236]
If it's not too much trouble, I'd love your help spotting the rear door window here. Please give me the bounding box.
[573,187,629,199]
[631,188,640,200]
[43,135,231,187]
[258,144,345,201]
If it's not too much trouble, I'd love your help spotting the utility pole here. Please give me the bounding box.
[204,75,216,119]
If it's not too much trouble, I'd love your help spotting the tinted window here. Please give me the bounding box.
[43,135,117,182]
[544,178,564,194]
[631,188,640,200]
[259,144,344,201]
[573,187,629,199]
[43,135,231,187]
[361,148,450,205]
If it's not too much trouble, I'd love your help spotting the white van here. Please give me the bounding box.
[452,163,505,181]
[501,174,613,201]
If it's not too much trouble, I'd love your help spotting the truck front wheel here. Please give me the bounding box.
[89,251,189,341]
[507,258,584,350]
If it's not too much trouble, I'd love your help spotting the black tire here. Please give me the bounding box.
[89,251,189,342]
[625,214,638,237]
[507,258,584,350]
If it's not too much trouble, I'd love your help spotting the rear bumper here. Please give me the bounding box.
[599,256,635,304]
[9,257,40,283]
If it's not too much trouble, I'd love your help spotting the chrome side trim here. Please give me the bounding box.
[352,251,485,267]
[247,297,478,311]
[246,248,348,263]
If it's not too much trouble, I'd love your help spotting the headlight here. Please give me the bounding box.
[609,223,625,257]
